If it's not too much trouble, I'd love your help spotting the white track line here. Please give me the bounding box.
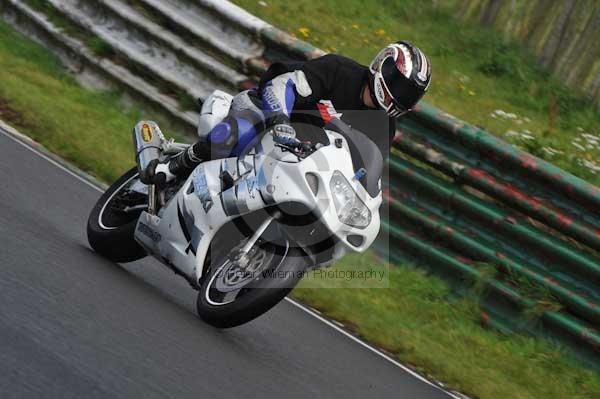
[0,125,461,399]
[283,298,460,397]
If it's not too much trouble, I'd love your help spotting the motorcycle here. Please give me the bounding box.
[87,106,383,328]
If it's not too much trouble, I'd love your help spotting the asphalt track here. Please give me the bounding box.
[0,127,456,399]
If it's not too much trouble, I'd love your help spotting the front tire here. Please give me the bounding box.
[197,241,305,328]
[87,167,147,263]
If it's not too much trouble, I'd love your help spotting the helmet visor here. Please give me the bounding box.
[380,57,426,112]
[374,75,410,118]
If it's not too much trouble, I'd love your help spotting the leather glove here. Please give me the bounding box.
[272,122,300,148]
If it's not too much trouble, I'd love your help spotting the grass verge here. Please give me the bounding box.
[0,15,598,399]
[235,0,600,185]
[297,253,600,398]
[0,20,180,183]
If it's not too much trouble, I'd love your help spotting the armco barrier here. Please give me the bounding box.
[3,0,598,368]
[388,110,600,366]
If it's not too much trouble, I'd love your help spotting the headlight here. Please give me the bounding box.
[329,171,371,228]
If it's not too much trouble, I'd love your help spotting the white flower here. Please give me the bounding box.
[582,160,600,174]
[542,148,555,157]
[542,146,564,156]
[572,142,586,151]
[505,129,538,141]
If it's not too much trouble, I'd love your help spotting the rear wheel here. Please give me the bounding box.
[87,167,147,263]
[197,237,304,328]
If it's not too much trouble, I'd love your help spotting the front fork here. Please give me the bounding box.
[147,185,159,215]
[234,211,281,268]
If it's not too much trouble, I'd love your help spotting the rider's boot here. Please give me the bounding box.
[139,114,242,186]
[143,140,212,186]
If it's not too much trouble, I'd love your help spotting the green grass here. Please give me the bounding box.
[295,253,600,399]
[0,20,180,183]
[0,14,599,399]
[235,0,600,185]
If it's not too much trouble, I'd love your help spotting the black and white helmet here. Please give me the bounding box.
[368,41,431,117]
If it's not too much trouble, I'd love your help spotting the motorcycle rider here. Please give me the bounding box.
[141,41,431,186]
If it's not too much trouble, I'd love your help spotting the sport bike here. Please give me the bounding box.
[87,115,383,328]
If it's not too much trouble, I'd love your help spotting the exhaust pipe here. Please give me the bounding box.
[132,121,165,184]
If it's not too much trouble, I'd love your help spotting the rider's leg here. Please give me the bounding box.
[167,116,239,176]
[143,120,233,186]
[169,89,265,172]
[158,111,263,182]
[197,90,233,140]
[144,91,264,185]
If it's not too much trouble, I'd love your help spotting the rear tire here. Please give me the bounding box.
[87,167,147,263]
[197,243,304,328]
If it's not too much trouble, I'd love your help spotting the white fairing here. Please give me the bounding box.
[197,90,233,139]
[134,130,382,285]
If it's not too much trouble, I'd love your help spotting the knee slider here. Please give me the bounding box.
[208,116,239,148]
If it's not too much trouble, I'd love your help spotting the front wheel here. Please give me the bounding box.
[197,240,305,328]
[87,167,148,263]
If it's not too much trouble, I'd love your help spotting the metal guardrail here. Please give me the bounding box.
[3,0,598,368]
[386,105,600,366]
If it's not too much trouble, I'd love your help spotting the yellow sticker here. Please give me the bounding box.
[142,124,153,143]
